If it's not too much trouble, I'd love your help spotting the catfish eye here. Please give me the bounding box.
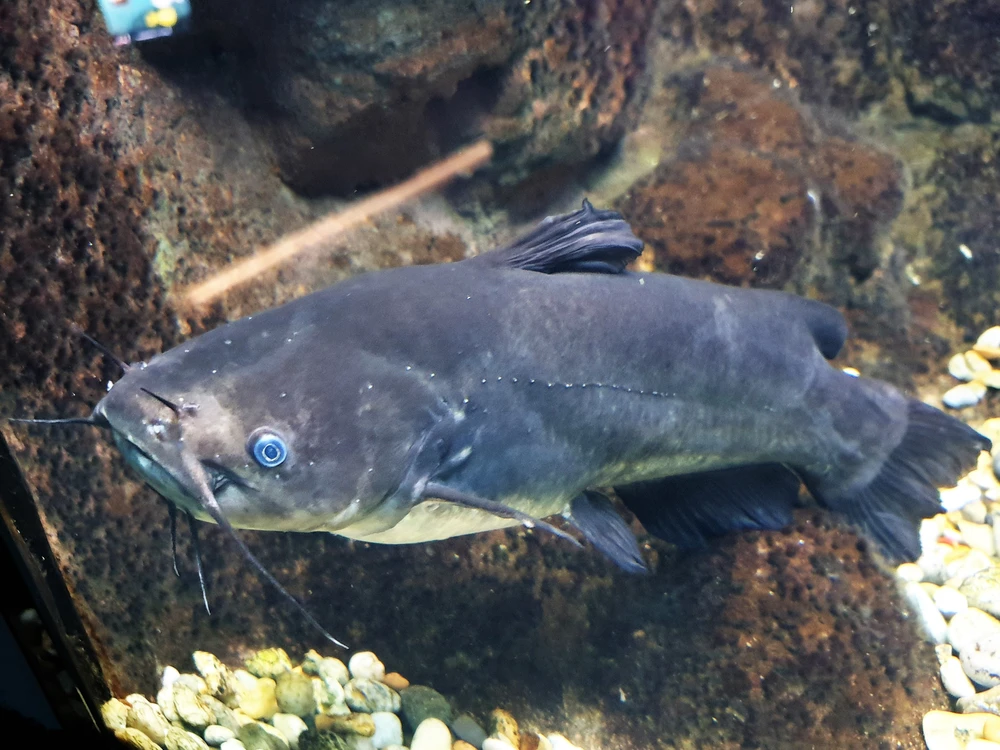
[248,429,288,468]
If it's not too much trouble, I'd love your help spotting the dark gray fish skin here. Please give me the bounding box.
[88,201,989,565]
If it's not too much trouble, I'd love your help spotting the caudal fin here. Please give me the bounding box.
[807,399,991,562]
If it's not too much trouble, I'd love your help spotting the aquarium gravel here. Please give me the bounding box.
[894,327,1000,750]
[101,647,584,750]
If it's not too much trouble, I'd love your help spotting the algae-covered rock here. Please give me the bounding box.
[116,727,163,750]
[245,648,293,680]
[400,686,453,731]
[297,730,352,750]
[275,671,317,718]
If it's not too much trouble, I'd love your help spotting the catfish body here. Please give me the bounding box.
[89,202,989,567]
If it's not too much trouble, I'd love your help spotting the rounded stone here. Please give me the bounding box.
[410,718,452,750]
[271,714,308,748]
[220,741,248,750]
[195,651,236,702]
[345,679,401,713]
[233,672,279,721]
[483,739,517,750]
[175,685,218,729]
[381,673,409,691]
[177,674,211,695]
[238,722,290,750]
[450,714,487,748]
[903,581,948,643]
[487,710,519,750]
[370,712,403,749]
[205,726,237,747]
[935,586,970,618]
[317,713,375,737]
[127,699,171,744]
[961,568,1000,618]
[102,698,129,731]
[962,632,1000,687]
[949,608,1000,655]
[276,671,318,717]
[941,655,977,698]
[348,652,386,682]
[400,686,453,731]
[158,685,181,723]
[116,728,163,750]
[245,649,293,680]
[304,652,350,688]
[166,726,212,750]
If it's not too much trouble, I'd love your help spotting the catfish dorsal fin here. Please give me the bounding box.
[477,199,644,274]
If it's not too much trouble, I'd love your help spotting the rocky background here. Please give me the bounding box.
[1,0,999,747]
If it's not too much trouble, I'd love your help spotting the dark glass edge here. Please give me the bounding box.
[0,428,110,738]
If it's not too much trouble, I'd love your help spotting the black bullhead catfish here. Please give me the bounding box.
[14,200,990,645]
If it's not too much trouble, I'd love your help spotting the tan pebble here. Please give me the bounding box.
[488,709,520,749]
[115,727,162,750]
[896,562,924,582]
[101,698,129,731]
[165,725,211,750]
[980,370,1000,389]
[967,740,1000,750]
[314,714,337,732]
[233,674,278,721]
[382,672,410,691]
[244,648,292,679]
[967,351,995,374]
[975,327,1000,358]
[960,521,997,556]
[986,715,1000,742]
[317,713,375,737]
[454,742,478,750]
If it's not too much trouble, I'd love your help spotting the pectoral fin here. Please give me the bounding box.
[422,482,581,547]
[567,491,648,574]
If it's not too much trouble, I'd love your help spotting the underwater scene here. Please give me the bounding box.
[1,1,1000,749]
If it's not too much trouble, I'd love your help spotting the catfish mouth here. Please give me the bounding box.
[110,431,251,522]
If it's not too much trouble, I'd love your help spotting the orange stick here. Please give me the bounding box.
[183,139,494,308]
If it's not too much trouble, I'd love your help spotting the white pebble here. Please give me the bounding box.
[963,631,1000,687]
[941,655,978,698]
[547,735,583,750]
[348,652,386,682]
[896,562,924,582]
[163,666,181,688]
[949,608,1000,655]
[944,381,988,409]
[271,714,307,749]
[967,740,1000,750]
[934,586,969,618]
[204,726,235,747]
[484,739,517,750]
[918,542,952,584]
[903,581,948,643]
[370,712,403,749]
[964,499,990,524]
[936,642,955,666]
[945,549,994,585]
[219,741,247,750]
[410,718,452,750]
[942,484,985,512]
[950,353,976,381]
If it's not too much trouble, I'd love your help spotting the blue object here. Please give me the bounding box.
[96,0,192,45]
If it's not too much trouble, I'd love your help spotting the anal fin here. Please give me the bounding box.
[567,491,648,574]
[614,464,801,548]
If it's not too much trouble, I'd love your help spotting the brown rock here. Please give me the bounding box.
[488,709,520,750]
[381,672,410,691]
[312,713,375,737]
